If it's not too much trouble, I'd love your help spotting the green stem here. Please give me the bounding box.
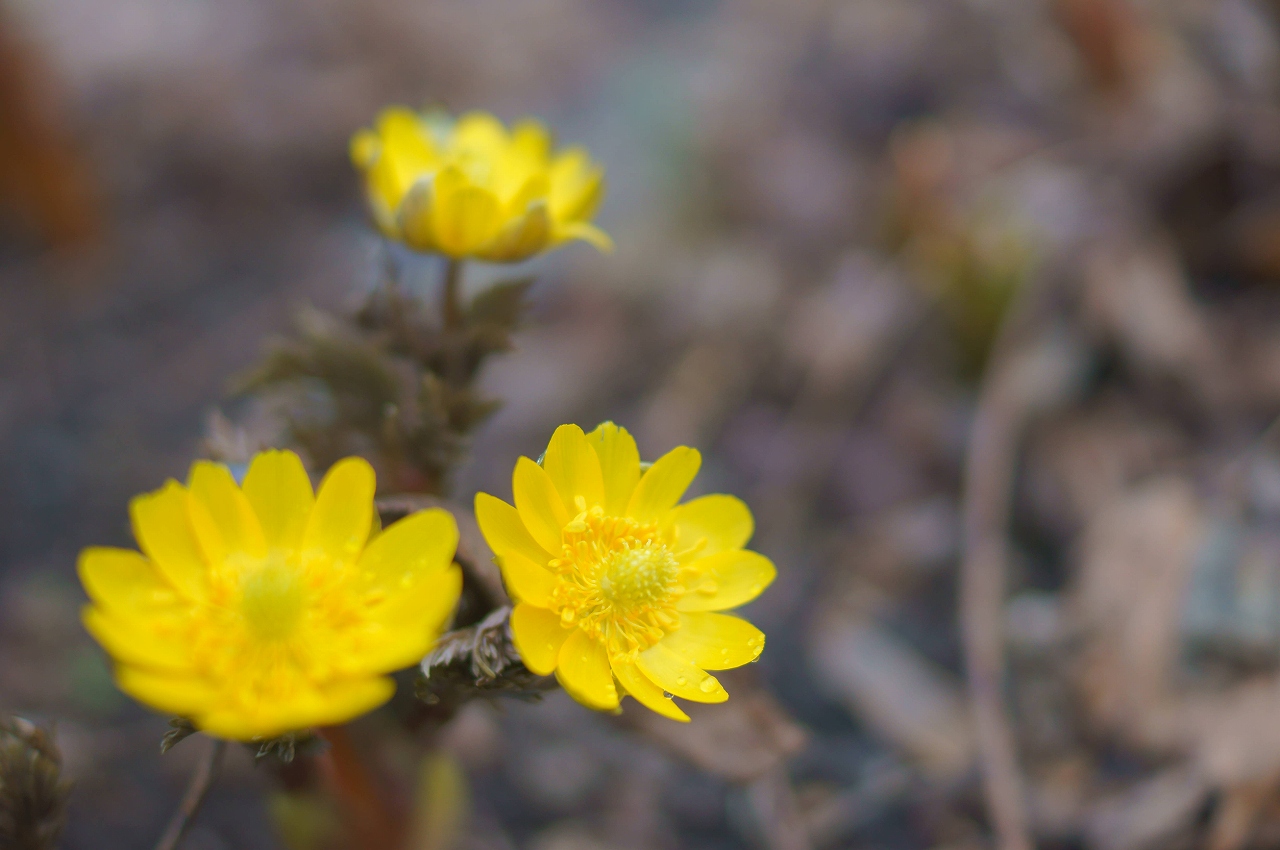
[442,258,464,331]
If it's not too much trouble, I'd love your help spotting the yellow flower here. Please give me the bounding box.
[78,450,462,740]
[475,423,774,721]
[350,108,612,262]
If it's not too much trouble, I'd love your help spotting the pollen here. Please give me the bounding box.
[602,542,678,606]
[547,508,686,655]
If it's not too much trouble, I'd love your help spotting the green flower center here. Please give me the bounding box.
[239,558,305,641]
[600,541,679,607]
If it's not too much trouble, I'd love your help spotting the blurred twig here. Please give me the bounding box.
[960,269,1080,850]
[154,738,225,850]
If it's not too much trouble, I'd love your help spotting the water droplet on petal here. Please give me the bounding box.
[699,677,718,693]
[675,676,688,686]
[663,691,674,699]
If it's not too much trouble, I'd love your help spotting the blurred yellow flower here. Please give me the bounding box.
[475,423,773,720]
[350,108,612,262]
[79,450,462,740]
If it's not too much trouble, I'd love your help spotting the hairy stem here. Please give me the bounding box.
[154,738,225,850]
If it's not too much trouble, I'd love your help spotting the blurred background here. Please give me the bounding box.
[8,0,1280,848]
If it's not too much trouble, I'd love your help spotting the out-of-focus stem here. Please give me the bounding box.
[442,258,464,331]
[154,738,226,850]
[959,273,1050,850]
[317,725,403,848]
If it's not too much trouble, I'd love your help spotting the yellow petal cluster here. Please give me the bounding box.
[79,450,462,740]
[350,108,612,262]
[475,423,774,720]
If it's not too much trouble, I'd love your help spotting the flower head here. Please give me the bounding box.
[350,108,611,262]
[475,424,774,720]
[79,450,462,740]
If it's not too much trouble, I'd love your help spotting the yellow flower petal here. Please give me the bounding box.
[611,654,689,721]
[78,547,177,616]
[82,608,189,670]
[660,612,764,670]
[510,602,569,676]
[556,630,619,711]
[678,550,777,612]
[512,457,569,555]
[84,450,466,740]
[549,149,604,222]
[129,481,207,600]
[585,422,640,516]
[350,128,379,169]
[351,108,606,262]
[291,677,398,729]
[504,172,551,213]
[116,666,214,716]
[377,107,438,196]
[509,119,552,163]
[483,201,551,262]
[242,449,314,550]
[198,677,396,741]
[626,446,701,523]
[364,153,404,235]
[636,643,727,703]
[451,112,508,153]
[397,176,441,252]
[543,424,605,511]
[358,508,458,596]
[359,564,463,672]
[553,221,614,253]
[432,166,501,257]
[302,456,375,565]
[667,494,754,561]
[187,460,266,562]
[499,549,556,607]
[474,492,553,565]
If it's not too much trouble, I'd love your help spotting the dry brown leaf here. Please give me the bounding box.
[1072,476,1204,752]
[1082,239,1228,405]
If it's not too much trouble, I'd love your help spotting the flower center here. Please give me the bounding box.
[600,542,678,606]
[547,507,687,656]
[238,557,306,641]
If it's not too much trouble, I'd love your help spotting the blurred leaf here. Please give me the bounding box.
[269,791,342,850]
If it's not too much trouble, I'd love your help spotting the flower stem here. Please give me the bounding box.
[441,258,464,331]
[317,725,403,847]
[154,738,226,850]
